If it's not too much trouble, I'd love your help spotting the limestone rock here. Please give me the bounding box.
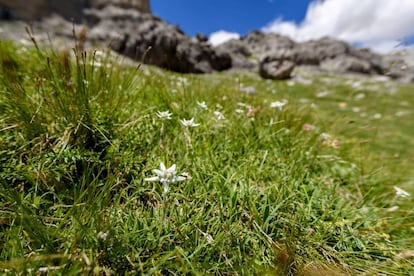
[0,0,150,22]
[320,56,372,74]
[259,55,295,80]
[86,6,231,73]
[215,39,256,70]
[295,37,349,65]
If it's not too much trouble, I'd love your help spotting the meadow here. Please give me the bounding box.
[0,38,413,275]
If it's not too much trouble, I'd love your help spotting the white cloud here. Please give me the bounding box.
[262,0,414,53]
[208,30,240,46]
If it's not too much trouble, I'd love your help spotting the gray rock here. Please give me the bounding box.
[86,6,231,73]
[295,37,349,65]
[91,0,150,12]
[383,49,414,82]
[0,0,150,22]
[320,55,372,74]
[242,30,296,60]
[259,55,295,80]
[349,48,385,74]
[215,38,256,70]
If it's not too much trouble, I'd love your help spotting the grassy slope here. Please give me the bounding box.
[0,41,413,275]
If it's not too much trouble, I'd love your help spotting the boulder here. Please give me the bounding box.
[259,55,295,80]
[242,31,296,60]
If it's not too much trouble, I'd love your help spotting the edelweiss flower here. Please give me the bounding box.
[156,110,173,120]
[214,110,225,120]
[197,228,214,244]
[270,100,288,110]
[197,101,208,110]
[320,133,331,142]
[394,186,410,198]
[180,118,200,127]
[144,162,186,193]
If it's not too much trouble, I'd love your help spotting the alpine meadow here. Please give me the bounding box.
[0,36,413,275]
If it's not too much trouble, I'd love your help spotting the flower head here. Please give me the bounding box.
[144,162,186,193]
[156,110,173,120]
[302,123,315,132]
[197,101,208,110]
[394,186,410,198]
[270,100,288,110]
[320,133,331,142]
[180,118,200,127]
[246,107,257,118]
[213,110,225,120]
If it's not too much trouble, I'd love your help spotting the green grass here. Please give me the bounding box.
[0,39,413,275]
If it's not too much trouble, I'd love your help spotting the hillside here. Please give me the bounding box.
[0,38,413,274]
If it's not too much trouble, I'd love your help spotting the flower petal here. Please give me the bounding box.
[160,162,166,171]
[153,169,164,177]
[167,164,177,173]
[175,176,186,182]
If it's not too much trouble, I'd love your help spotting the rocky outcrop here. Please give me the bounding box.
[0,0,150,22]
[90,0,150,12]
[259,55,295,80]
[216,31,414,82]
[383,49,414,83]
[215,39,255,69]
[85,6,231,73]
[0,0,232,74]
[320,56,371,74]
[0,0,413,81]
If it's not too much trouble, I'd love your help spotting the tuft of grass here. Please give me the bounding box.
[0,37,413,275]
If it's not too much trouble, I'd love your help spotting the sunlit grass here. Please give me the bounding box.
[0,39,413,274]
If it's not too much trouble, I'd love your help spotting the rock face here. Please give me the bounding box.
[85,6,231,73]
[0,0,150,21]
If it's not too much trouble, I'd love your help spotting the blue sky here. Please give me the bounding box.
[151,0,414,53]
[151,0,310,36]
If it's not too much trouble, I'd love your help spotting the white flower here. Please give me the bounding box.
[213,110,225,120]
[144,162,186,193]
[394,186,410,198]
[156,110,173,120]
[97,231,109,241]
[372,113,382,120]
[270,100,288,110]
[180,118,200,127]
[197,101,208,110]
[320,133,331,142]
[197,228,214,244]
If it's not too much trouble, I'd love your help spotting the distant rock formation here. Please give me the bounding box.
[0,0,150,22]
[217,31,387,77]
[0,0,412,81]
[85,6,231,73]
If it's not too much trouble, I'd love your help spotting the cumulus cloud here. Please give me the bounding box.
[262,0,414,53]
[209,30,240,46]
